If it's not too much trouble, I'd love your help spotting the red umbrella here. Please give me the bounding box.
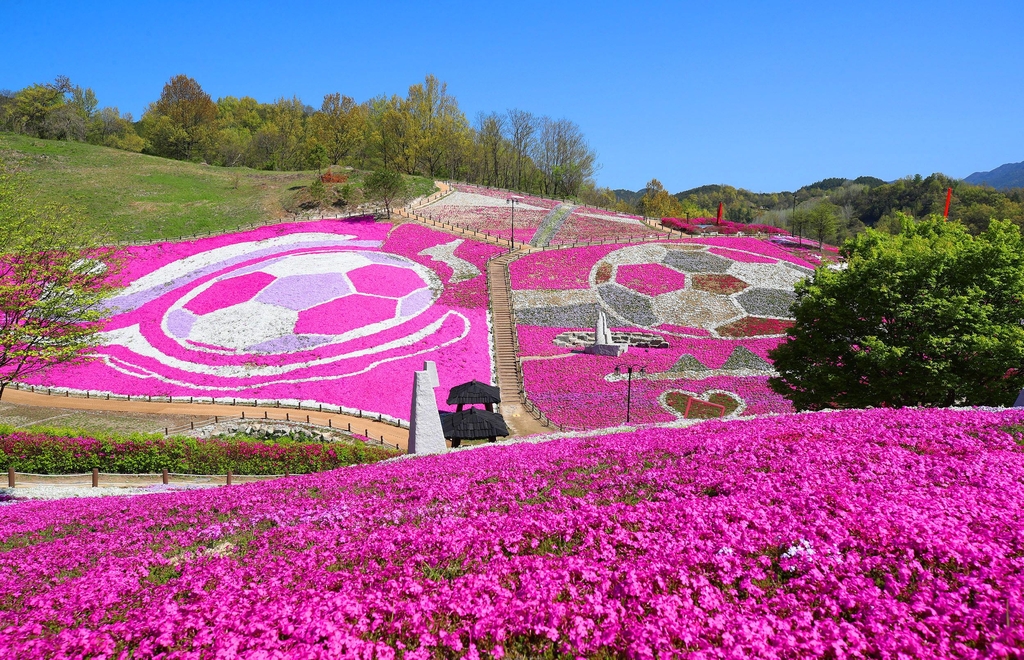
[716,202,724,225]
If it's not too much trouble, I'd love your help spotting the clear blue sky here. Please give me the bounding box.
[3,0,1022,193]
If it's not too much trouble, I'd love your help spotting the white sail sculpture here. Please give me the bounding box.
[583,310,628,356]
[407,360,446,455]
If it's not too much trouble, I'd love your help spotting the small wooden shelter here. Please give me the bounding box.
[441,408,510,447]
[446,380,501,412]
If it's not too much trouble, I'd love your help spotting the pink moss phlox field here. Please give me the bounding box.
[685,236,816,270]
[423,184,560,244]
[455,183,560,211]
[549,211,663,246]
[24,219,499,421]
[2,407,1023,657]
[511,237,812,428]
[510,244,625,290]
[615,264,687,297]
[519,334,788,429]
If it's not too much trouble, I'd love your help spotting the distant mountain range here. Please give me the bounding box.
[615,164,1024,202]
[614,176,887,202]
[964,161,1024,190]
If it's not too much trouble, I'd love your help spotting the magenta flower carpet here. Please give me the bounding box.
[2,407,1022,657]
[24,218,502,422]
[511,238,817,429]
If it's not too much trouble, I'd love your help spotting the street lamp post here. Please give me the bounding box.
[614,364,645,424]
[506,197,519,251]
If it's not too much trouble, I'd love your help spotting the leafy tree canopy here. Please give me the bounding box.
[769,214,1024,410]
[363,169,409,218]
[0,165,122,399]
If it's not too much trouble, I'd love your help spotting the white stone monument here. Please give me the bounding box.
[1014,389,1024,408]
[583,310,628,356]
[407,360,446,455]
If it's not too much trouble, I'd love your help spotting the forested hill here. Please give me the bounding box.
[616,174,1024,240]
[0,73,602,203]
[965,161,1024,190]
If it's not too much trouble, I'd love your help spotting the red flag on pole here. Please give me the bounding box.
[716,202,724,225]
[943,187,952,219]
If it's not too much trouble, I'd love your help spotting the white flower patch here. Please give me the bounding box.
[653,289,742,328]
[188,301,299,350]
[513,289,599,309]
[418,239,481,283]
[727,262,810,290]
[576,212,644,225]
[259,251,371,278]
[427,191,547,210]
[782,539,816,559]
[599,243,672,267]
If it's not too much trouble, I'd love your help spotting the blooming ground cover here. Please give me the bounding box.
[511,239,816,429]
[22,218,502,423]
[662,217,789,237]
[548,207,664,246]
[420,184,557,244]
[422,187,663,246]
[0,428,398,475]
[2,407,1023,657]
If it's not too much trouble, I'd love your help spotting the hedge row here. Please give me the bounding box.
[0,427,400,475]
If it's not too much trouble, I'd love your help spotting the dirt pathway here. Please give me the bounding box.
[2,389,409,451]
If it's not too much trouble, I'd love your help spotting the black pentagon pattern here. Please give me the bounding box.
[735,288,797,318]
[516,303,602,328]
[662,250,730,274]
[596,284,660,327]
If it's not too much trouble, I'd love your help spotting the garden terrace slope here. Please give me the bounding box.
[1,407,1022,656]
[20,218,502,424]
[510,238,815,429]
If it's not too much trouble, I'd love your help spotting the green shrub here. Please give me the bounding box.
[0,425,399,475]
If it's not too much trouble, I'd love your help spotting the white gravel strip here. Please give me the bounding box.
[0,483,218,503]
[426,191,547,210]
[576,212,644,225]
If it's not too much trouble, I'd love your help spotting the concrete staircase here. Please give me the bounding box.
[486,251,555,436]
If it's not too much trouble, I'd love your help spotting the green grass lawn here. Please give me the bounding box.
[1,133,437,242]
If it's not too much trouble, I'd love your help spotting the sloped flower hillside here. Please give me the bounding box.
[23,218,502,422]
[512,238,816,429]
[2,407,1023,657]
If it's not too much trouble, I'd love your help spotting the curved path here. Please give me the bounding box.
[2,388,410,451]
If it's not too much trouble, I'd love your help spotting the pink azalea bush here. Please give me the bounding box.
[663,217,789,237]
[2,407,1023,656]
[24,218,502,423]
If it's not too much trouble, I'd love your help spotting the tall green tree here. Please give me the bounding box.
[363,169,409,219]
[0,166,122,400]
[769,214,1024,410]
[143,74,217,161]
[636,178,681,219]
[808,201,838,248]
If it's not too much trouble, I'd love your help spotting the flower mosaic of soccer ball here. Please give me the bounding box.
[168,252,437,354]
[514,242,813,338]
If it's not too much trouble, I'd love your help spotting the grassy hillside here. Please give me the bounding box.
[0,133,436,242]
